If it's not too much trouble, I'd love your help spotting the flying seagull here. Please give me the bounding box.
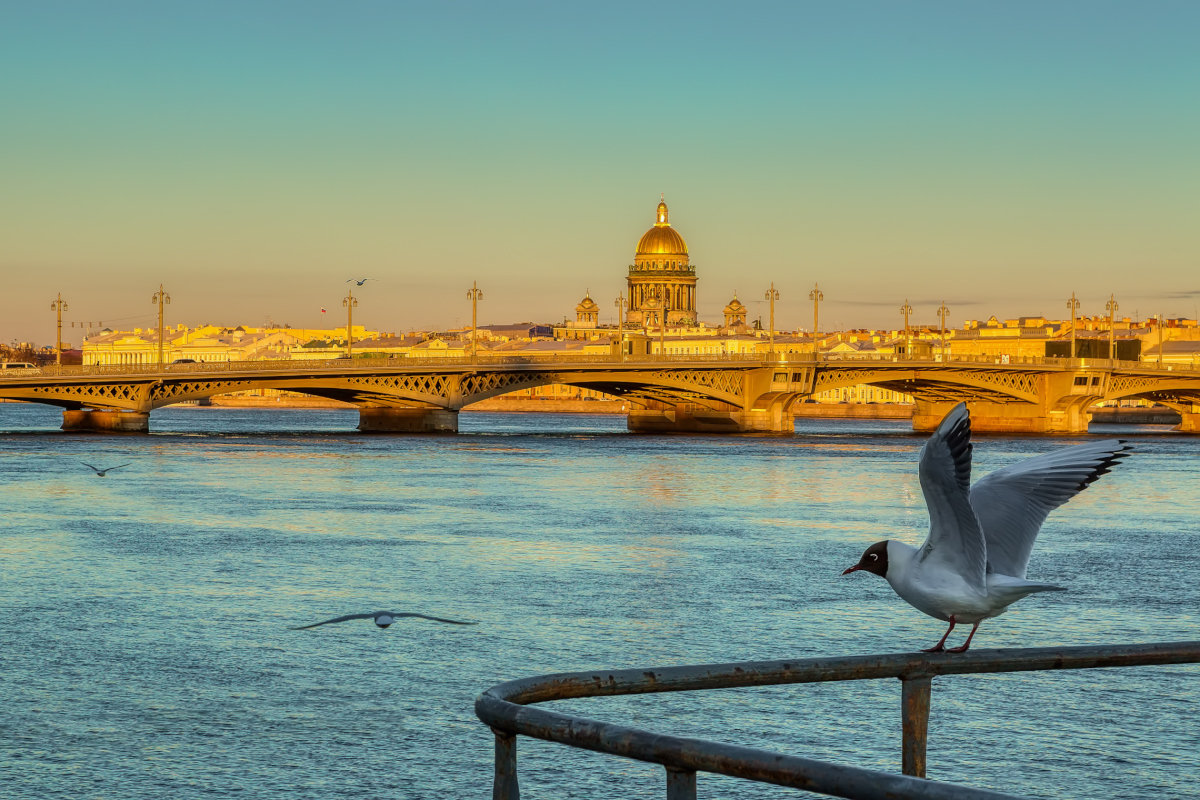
[346,278,373,286]
[292,611,476,630]
[842,402,1129,653]
[82,462,131,477]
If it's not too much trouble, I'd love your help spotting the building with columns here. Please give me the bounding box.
[626,198,698,328]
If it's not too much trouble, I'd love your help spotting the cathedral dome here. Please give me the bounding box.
[635,200,689,257]
[575,292,599,313]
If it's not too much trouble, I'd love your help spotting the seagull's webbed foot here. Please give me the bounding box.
[921,643,947,653]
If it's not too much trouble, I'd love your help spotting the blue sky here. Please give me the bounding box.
[2,1,1197,344]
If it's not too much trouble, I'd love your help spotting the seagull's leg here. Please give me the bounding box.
[946,622,981,653]
[922,616,956,653]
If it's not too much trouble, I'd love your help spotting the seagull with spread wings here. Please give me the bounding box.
[82,462,132,477]
[292,611,476,630]
[843,402,1130,652]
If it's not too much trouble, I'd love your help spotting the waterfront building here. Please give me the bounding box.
[82,324,379,365]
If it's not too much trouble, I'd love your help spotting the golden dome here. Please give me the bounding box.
[724,295,746,314]
[575,292,599,313]
[636,199,689,256]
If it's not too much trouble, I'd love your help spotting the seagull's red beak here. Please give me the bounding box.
[841,565,861,575]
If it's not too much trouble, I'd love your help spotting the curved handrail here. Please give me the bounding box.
[476,641,1200,799]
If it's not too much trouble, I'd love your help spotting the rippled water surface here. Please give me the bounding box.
[2,403,1197,799]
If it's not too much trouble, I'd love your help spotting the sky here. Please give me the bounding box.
[2,1,1198,347]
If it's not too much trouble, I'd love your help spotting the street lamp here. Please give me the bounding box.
[1066,292,1080,359]
[467,280,484,359]
[900,299,912,358]
[151,284,171,368]
[50,293,68,366]
[1106,293,1119,364]
[809,283,823,358]
[614,293,627,362]
[937,301,950,362]
[764,282,779,358]
[1156,313,1164,367]
[343,288,358,357]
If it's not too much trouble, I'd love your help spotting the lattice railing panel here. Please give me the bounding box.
[31,383,143,405]
[650,370,744,399]
[348,374,452,399]
[461,372,556,399]
[151,381,249,404]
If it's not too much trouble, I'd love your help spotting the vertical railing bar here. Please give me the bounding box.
[900,675,932,779]
[666,766,698,800]
[493,728,519,800]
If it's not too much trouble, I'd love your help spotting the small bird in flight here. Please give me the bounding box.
[292,611,476,630]
[346,278,373,286]
[842,402,1129,653]
[82,462,131,477]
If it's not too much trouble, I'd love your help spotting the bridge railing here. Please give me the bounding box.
[475,641,1200,800]
[6,352,1189,380]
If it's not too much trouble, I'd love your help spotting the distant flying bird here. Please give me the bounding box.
[81,462,131,477]
[292,611,477,630]
[347,278,373,286]
[842,402,1129,653]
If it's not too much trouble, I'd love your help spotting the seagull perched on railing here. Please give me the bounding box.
[292,611,476,630]
[346,278,374,286]
[81,462,131,477]
[842,402,1130,653]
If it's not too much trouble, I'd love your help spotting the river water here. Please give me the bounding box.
[1,403,1197,800]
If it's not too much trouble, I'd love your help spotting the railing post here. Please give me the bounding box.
[900,674,932,778]
[493,728,519,800]
[665,766,697,800]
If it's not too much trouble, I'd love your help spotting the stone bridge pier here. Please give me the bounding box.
[912,398,1094,434]
[625,405,794,434]
[357,407,459,433]
[62,409,151,433]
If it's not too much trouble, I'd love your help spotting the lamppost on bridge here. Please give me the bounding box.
[151,284,170,369]
[809,283,823,359]
[50,293,68,366]
[343,288,358,358]
[900,299,912,358]
[467,280,484,360]
[764,282,779,358]
[1066,292,1080,359]
[937,301,950,363]
[1154,313,1164,367]
[1106,293,1119,364]
[614,293,627,362]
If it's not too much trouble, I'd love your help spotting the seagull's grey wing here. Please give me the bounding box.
[292,613,375,630]
[108,463,132,472]
[389,613,477,625]
[916,403,987,590]
[971,439,1130,578]
[81,462,101,472]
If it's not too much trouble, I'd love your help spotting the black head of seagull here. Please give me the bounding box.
[842,541,889,578]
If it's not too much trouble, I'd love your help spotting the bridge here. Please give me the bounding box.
[1,353,1198,434]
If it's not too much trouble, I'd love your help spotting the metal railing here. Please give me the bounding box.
[475,641,1200,800]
